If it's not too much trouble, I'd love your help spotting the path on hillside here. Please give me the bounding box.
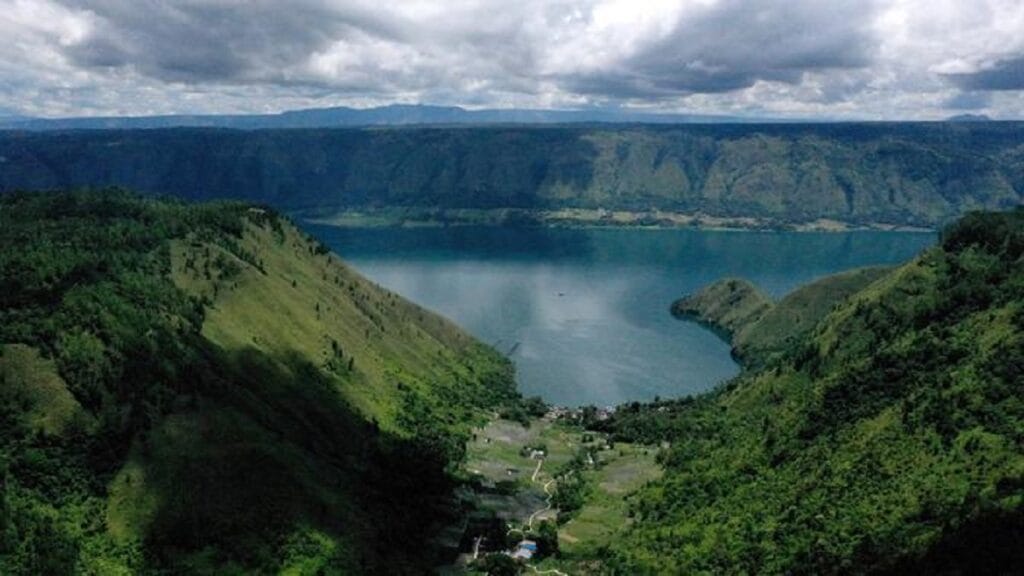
[472,535,482,560]
[527,478,556,530]
[508,458,555,537]
[528,565,569,576]
[522,459,568,575]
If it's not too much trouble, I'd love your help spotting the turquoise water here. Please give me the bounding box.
[305,225,935,407]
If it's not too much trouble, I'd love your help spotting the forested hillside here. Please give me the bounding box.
[598,209,1024,574]
[673,267,892,366]
[1,123,1022,227]
[0,190,516,574]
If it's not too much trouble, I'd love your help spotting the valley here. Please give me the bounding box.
[3,3,1023,574]
[0,189,1020,575]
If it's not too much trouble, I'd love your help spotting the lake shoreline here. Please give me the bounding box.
[297,206,936,233]
[304,223,935,407]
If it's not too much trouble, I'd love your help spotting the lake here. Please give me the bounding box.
[304,225,935,407]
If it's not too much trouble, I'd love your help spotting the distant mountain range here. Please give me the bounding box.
[0,104,788,130]
[1,105,1009,131]
[2,123,1022,228]
[946,113,993,122]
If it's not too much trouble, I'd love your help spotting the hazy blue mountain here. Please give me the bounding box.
[0,103,758,130]
[946,113,993,122]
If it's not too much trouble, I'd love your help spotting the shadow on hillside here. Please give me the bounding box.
[879,508,1024,576]
[138,344,463,574]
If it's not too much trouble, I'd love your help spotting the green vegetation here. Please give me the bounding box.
[671,278,773,345]
[462,417,662,574]
[0,189,518,574]
[737,266,892,364]
[594,208,1024,573]
[499,395,548,426]
[2,123,1023,228]
[4,188,1021,574]
[557,443,661,557]
[675,267,892,366]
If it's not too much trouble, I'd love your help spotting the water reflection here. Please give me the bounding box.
[305,225,935,407]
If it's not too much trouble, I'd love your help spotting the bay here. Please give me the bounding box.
[304,225,935,407]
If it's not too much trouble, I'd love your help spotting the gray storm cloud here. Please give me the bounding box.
[58,0,397,83]
[562,0,876,97]
[946,56,1024,91]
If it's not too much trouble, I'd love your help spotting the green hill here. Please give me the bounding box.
[0,190,516,574]
[671,278,773,345]
[1,123,1023,228]
[598,208,1024,574]
[736,267,892,364]
[675,267,892,366]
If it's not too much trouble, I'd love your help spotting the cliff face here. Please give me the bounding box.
[2,122,1022,227]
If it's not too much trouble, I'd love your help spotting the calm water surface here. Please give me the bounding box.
[304,225,935,407]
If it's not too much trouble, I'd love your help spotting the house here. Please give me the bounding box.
[510,540,538,561]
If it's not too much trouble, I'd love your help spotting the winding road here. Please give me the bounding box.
[509,458,569,575]
[527,478,557,530]
[528,566,569,576]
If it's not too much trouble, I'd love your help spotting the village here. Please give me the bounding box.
[441,407,661,575]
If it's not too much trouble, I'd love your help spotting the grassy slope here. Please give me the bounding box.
[557,443,661,556]
[0,344,93,437]
[168,215,510,435]
[0,191,517,575]
[603,209,1024,574]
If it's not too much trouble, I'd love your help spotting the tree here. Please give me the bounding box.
[535,520,559,558]
[477,553,521,576]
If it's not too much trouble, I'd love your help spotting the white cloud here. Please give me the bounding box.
[0,0,1021,119]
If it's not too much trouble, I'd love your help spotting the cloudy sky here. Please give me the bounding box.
[2,0,1023,120]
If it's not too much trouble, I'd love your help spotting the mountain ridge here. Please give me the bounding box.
[0,104,763,131]
[0,190,517,574]
[2,123,1023,228]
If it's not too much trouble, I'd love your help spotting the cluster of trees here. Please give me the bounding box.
[473,520,559,575]
[499,395,548,426]
[593,208,1024,573]
[549,448,594,521]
